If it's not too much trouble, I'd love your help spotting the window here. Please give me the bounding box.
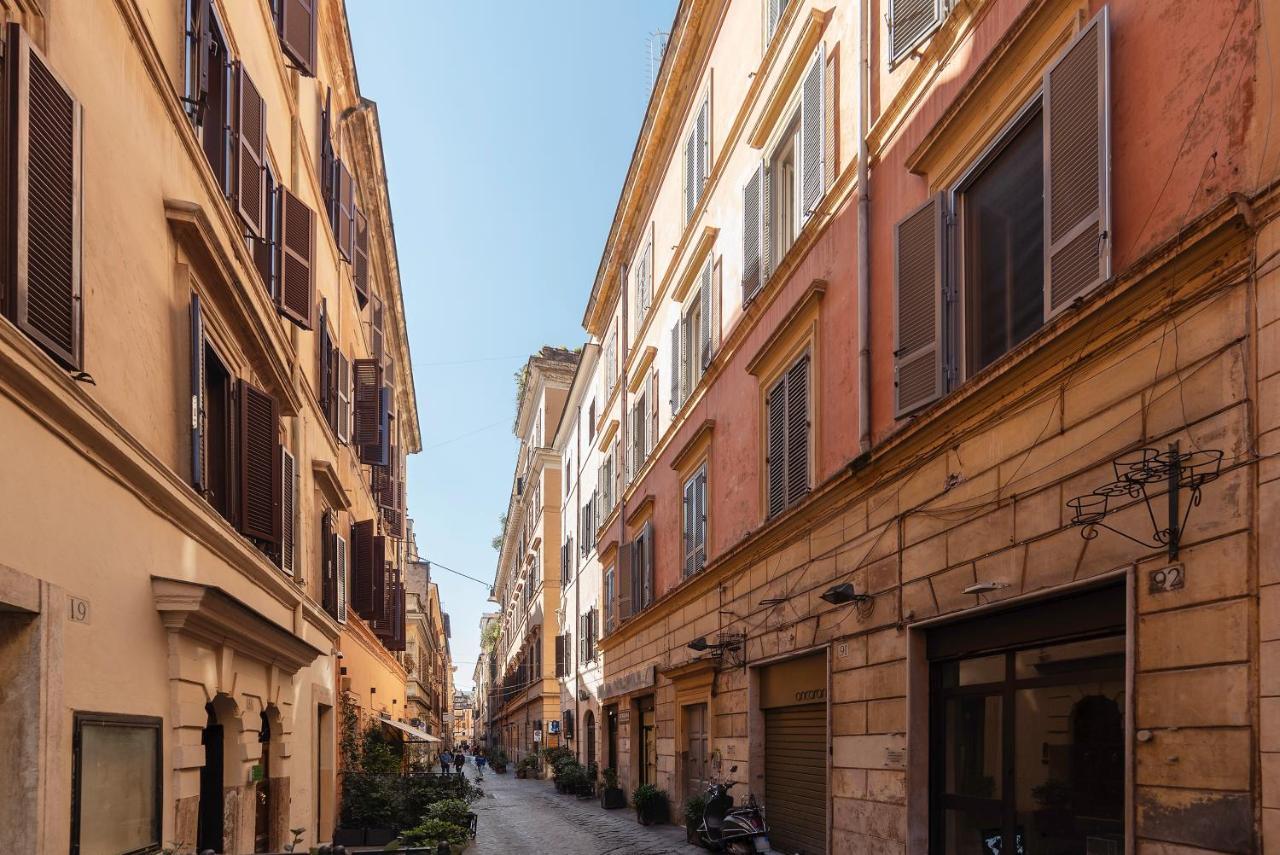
[628,371,658,481]
[765,355,810,518]
[601,568,616,634]
[683,95,710,223]
[892,12,1110,415]
[634,236,654,325]
[604,324,619,399]
[742,45,825,304]
[630,522,654,613]
[682,464,708,577]
[0,25,85,371]
[71,713,161,855]
[670,258,713,413]
[888,0,948,64]
[588,399,597,441]
[960,109,1044,375]
[271,0,318,76]
[580,607,598,662]
[766,0,793,43]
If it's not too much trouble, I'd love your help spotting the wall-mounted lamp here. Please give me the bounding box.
[687,637,710,652]
[820,583,871,606]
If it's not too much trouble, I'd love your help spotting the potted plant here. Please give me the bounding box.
[632,783,669,826]
[600,767,626,810]
[490,749,508,774]
[684,794,706,844]
[515,754,538,779]
[399,817,470,854]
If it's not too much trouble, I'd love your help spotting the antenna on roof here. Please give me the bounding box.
[647,31,670,92]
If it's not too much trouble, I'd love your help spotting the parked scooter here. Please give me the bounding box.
[697,778,771,853]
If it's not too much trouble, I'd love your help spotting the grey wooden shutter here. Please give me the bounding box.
[277,187,315,329]
[762,164,773,281]
[237,380,281,544]
[335,531,347,622]
[696,97,709,199]
[234,63,265,237]
[766,377,787,518]
[318,299,331,413]
[699,259,713,368]
[767,0,783,41]
[371,294,385,363]
[649,371,658,455]
[694,466,707,570]
[683,476,697,576]
[334,160,355,261]
[742,163,764,302]
[280,447,296,575]
[337,352,351,443]
[11,25,83,370]
[279,0,317,76]
[785,357,810,506]
[1044,7,1111,319]
[641,522,654,608]
[321,511,335,612]
[193,0,213,113]
[678,314,690,407]
[684,124,697,222]
[889,0,945,62]
[618,538,633,620]
[191,294,205,492]
[893,195,944,416]
[800,44,825,220]
[670,323,681,411]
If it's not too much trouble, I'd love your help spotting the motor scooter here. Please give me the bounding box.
[698,778,771,853]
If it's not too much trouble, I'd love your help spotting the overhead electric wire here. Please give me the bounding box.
[423,558,493,589]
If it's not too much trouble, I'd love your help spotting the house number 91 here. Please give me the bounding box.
[1148,564,1185,595]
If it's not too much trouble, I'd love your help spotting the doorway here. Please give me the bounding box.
[605,705,618,772]
[197,703,225,853]
[636,696,657,786]
[928,584,1126,855]
[682,703,709,809]
[584,710,597,771]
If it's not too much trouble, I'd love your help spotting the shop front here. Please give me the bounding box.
[757,651,829,855]
[920,582,1127,855]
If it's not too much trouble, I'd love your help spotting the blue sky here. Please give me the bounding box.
[347,2,678,691]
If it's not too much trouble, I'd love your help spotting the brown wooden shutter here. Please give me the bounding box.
[785,356,810,506]
[234,63,265,237]
[555,634,565,677]
[9,25,83,370]
[280,447,296,575]
[1044,7,1111,319]
[190,294,205,492]
[320,88,333,204]
[352,358,383,445]
[618,539,633,621]
[278,0,317,77]
[350,518,375,615]
[236,380,281,544]
[353,206,371,307]
[359,385,391,466]
[317,299,331,414]
[742,162,764,303]
[192,0,213,115]
[277,187,315,329]
[766,377,787,518]
[893,194,944,417]
[254,174,277,294]
[889,0,945,61]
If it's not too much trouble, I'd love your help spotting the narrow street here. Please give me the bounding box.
[463,762,703,855]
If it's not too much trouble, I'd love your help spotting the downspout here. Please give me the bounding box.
[856,0,872,452]
[573,398,582,762]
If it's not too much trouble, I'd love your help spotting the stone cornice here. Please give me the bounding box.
[311,458,351,512]
[152,577,328,672]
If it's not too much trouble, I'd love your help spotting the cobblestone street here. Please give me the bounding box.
[465,763,704,855]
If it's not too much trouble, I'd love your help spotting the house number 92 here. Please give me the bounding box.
[1148,564,1185,595]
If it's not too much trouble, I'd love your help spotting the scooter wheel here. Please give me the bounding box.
[726,843,754,855]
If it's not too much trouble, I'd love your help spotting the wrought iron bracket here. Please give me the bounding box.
[1067,441,1221,561]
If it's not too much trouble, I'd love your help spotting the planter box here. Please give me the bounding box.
[365,827,397,846]
[333,827,366,846]
[600,787,627,810]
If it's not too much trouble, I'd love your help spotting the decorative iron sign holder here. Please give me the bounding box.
[1067,441,1222,560]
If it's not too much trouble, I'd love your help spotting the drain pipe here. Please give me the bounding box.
[856,0,872,452]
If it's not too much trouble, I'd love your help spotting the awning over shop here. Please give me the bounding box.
[379,714,441,743]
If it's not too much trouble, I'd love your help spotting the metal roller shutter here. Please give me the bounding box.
[765,703,827,855]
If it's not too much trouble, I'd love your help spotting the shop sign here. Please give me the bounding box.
[533,729,542,742]
[602,664,656,699]
[760,652,826,710]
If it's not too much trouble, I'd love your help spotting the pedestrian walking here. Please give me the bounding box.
[453,750,466,777]
[474,750,487,780]
[439,748,453,776]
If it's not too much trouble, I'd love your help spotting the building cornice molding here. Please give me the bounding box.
[152,577,328,672]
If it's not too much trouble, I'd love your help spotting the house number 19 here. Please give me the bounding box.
[69,596,90,624]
